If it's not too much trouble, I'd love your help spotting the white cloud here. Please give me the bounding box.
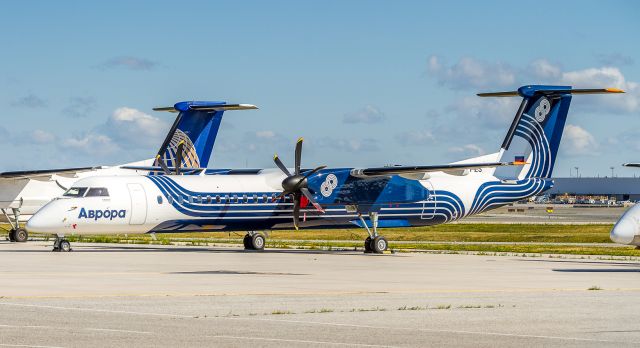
[60,107,169,161]
[395,129,435,146]
[448,144,486,157]
[317,137,379,152]
[427,55,516,90]
[31,130,55,144]
[343,105,385,124]
[429,55,640,113]
[529,59,562,80]
[255,130,277,139]
[446,96,520,128]
[102,107,169,147]
[559,66,639,112]
[562,124,599,156]
[62,134,120,156]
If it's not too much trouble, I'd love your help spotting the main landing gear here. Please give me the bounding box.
[52,236,72,252]
[359,212,388,254]
[243,232,265,251]
[2,208,28,243]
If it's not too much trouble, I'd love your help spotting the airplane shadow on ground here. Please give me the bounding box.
[552,268,640,273]
[0,242,404,257]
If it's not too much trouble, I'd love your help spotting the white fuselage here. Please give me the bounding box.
[26,164,553,236]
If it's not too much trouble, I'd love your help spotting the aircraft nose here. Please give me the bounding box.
[610,214,638,245]
[26,205,62,234]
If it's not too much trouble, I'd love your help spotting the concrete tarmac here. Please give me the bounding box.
[1,241,640,347]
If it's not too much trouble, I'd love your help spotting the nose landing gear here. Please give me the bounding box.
[52,236,72,252]
[359,212,388,254]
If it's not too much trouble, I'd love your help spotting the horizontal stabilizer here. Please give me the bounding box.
[478,87,625,98]
[153,104,258,113]
[350,162,524,177]
[623,163,640,168]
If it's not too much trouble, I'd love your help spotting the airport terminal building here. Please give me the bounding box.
[546,177,640,202]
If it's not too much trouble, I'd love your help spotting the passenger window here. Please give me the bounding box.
[243,194,248,203]
[206,195,212,204]
[86,187,109,197]
[63,187,88,197]
[157,195,163,204]
[252,194,258,202]
[189,196,195,204]
[233,195,238,204]
[215,195,221,204]
[168,195,174,204]
[262,194,268,202]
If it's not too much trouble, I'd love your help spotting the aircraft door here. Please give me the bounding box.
[420,180,436,219]
[127,183,147,225]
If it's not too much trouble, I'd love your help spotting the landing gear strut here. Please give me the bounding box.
[243,232,265,251]
[2,208,28,243]
[52,236,72,252]
[359,212,388,254]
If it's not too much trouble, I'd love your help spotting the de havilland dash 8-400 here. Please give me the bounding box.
[26,85,623,253]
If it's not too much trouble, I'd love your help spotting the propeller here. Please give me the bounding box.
[154,140,186,175]
[273,137,326,230]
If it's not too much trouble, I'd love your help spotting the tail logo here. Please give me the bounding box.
[320,174,338,197]
[164,129,200,168]
[534,98,551,123]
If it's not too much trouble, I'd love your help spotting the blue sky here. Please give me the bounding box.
[1,0,639,177]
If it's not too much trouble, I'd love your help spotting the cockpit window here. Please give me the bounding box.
[86,187,109,197]
[63,187,88,197]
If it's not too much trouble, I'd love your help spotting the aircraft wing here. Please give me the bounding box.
[623,163,640,168]
[120,165,205,174]
[350,161,522,177]
[0,167,103,180]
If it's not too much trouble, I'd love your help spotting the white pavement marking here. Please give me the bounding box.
[0,344,65,348]
[206,335,398,347]
[0,323,153,336]
[223,317,637,345]
[2,303,634,345]
[0,303,192,319]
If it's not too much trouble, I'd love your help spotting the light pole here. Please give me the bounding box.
[610,166,615,178]
[575,167,579,178]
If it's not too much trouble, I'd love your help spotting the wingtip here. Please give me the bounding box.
[605,87,625,93]
[297,137,304,143]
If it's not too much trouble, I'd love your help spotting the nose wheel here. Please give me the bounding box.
[52,236,72,252]
[359,212,388,254]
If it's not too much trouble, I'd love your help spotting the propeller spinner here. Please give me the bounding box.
[273,137,326,229]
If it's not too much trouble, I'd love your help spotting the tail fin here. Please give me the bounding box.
[153,101,257,169]
[482,86,623,179]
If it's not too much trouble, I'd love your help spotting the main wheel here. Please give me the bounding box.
[251,234,265,251]
[364,236,373,253]
[59,240,71,252]
[371,236,388,254]
[13,228,28,243]
[243,234,253,250]
[8,229,16,242]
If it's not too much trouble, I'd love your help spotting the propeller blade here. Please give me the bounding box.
[293,193,301,230]
[294,137,303,176]
[302,165,327,180]
[300,187,324,213]
[273,154,291,176]
[155,155,171,175]
[175,140,185,175]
